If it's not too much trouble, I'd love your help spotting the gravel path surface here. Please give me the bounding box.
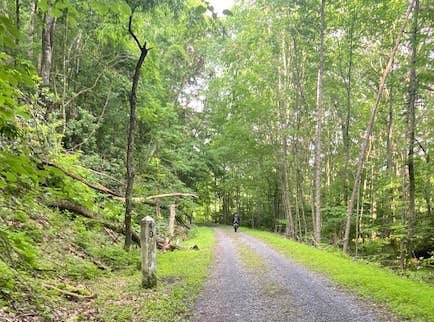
[190,227,396,322]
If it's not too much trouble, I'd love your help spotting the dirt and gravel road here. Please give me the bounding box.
[190,227,395,322]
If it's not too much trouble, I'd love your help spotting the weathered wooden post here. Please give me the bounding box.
[140,216,157,288]
[168,204,176,237]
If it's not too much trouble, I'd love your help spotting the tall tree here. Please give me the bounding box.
[40,9,56,87]
[313,0,326,243]
[343,1,416,253]
[124,7,151,251]
[405,0,419,259]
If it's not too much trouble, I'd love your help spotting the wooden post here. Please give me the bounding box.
[140,216,157,288]
[156,200,161,218]
[168,204,176,237]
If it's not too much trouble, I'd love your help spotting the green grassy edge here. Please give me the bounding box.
[244,228,434,322]
[95,226,215,321]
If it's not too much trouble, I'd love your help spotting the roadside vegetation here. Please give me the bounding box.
[245,228,434,322]
[1,195,215,322]
[1,0,433,319]
[92,226,215,322]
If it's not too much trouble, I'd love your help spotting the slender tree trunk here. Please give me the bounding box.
[40,12,56,87]
[15,0,20,48]
[406,0,419,259]
[343,12,355,207]
[27,1,37,59]
[62,9,69,134]
[124,10,150,251]
[383,79,394,237]
[313,0,326,244]
[343,1,415,253]
[282,139,295,238]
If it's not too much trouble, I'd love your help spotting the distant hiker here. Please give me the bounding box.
[232,214,240,232]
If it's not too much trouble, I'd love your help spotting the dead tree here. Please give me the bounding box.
[125,7,151,251]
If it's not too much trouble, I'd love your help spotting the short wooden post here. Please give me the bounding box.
[140,216,157,288]
[168,204,176,237]
[156,200,161,218]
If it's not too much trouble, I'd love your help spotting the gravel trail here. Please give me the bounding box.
[190,227,396,322]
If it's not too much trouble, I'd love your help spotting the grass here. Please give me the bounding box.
[236,241,267,271]
[92,226,216,322]
[244,228,434,322]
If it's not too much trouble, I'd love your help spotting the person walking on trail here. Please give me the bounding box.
[232,214,240,232]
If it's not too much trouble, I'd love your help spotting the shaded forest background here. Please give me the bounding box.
[1,0,433,309]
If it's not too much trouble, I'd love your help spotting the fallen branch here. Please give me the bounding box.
[145,193,198,200]
[42,161,122,198]
[51,200,190,251]
[43,284,96,300]
[42,161,158,206]
[175,215,191,230]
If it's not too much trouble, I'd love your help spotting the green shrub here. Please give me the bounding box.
[0,227,38,269]
[92,245,140,270]
[65,257,100,280]
[0,259,15,295]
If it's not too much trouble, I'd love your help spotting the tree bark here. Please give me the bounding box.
[168,204,176,237]
[343,1,415,253]
[40,12,56,87]
[406,0,419,259]
[313,0,326,244]
[383,79,394,236]
[15,0,20,48]
[27,1,37,59]
[125,9,150,251]
[343,10,355,207]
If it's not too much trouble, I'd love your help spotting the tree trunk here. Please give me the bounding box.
[125,10,150,251]
[343,11,355,207]
[343,1,415,253]
[40,12,56,87]
[313,0,326,244]
[15,0,20,48]
[168,204,176,237]
[282,141,295,239]
[383,79,394,237]
[27,1,37,59]
[406,0,419,259]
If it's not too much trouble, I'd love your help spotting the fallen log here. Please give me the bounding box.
[41,161,159,206]
[51,200,181,251]
[42,161,122,198]
[43,284,96,300]
[145,192,198,200]
[50,200,140,247]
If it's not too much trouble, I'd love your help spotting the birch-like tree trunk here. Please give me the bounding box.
[40,12,56,87]
[27,1,37,59]
[313,0,326,244]
[343,1,416,253]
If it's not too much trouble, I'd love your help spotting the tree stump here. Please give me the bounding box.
[168,204,176,237]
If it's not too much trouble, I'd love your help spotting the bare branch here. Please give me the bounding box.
[129,11,142,49]
[63,73,103,109]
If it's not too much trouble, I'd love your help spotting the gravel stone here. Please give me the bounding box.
[190,228,397,322]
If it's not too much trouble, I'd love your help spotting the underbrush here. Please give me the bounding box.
[0,194,215,321]
[89,226,215,321]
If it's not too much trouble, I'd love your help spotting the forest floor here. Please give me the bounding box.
[190,227,397,322]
